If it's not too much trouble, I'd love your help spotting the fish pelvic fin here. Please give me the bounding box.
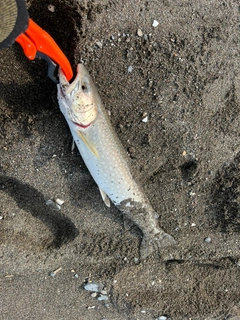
[77,131,99,159]
[140,231,176,260]
[98,187,111,208]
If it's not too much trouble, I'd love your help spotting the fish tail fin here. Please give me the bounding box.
[140,231,176,260]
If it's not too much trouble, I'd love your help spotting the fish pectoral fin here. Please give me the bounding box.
[77,131,99,158]
[98,187,111,207]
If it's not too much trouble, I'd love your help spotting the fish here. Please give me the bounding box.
[57,63,175,259]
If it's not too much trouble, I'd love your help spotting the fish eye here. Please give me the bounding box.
[81,84,88,92]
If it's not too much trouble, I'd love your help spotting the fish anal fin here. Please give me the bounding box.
[99,187,111,207]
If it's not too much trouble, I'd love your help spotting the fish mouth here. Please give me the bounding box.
[72,121,92,129]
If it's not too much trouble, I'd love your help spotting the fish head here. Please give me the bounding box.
[57,64,99,128]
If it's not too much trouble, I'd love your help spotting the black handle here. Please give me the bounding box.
[0,0,29,49]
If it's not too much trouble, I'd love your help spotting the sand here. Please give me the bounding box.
[0,1,239,319]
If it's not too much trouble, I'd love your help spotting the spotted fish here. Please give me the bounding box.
[57,64,175,259]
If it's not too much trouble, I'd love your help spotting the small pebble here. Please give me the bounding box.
[46,199,54,206]
[74,274,79,279]
[56,198,64,205]
[204,237,211,243]
[152,20,159,27]
[0,216,3,220]
[96,41,103,49]
[158,316,167,320]
[142,116,148,123]
[97,295,108,301]
[191,223,196,227]
[101,290,107,295]
[48,4,55,12]
[49,267,62,277]
[127,66,133,73]
[84,282,104,292]
[91,292,97,298]
[56,204,61,210]
[87,46,94,53]
[46,199,61,211]
[137,28,143,37]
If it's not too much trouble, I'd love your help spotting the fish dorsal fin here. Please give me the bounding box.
[77,131,99,158]
[99,187,111,207]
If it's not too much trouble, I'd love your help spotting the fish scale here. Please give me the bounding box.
[57,63,175,259]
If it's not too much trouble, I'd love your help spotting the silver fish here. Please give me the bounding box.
[57,64,175,259]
